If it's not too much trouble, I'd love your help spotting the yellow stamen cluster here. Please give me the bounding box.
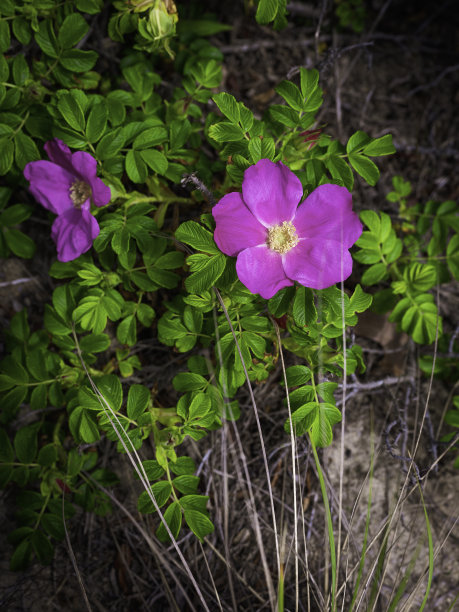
[266,220,299,254]
[70,180,91,208]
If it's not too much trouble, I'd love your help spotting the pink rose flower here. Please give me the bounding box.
[24,139,111,262]
[212,159,362,299]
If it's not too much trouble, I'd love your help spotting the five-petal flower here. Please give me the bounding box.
[212,158,362,299]
[24,139,111,262]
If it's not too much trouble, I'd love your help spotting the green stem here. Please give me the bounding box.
[34,492,51,530]
[310,437,337,611]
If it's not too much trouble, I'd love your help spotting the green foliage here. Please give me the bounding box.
[354,178,458,345]
[255,0,288,29]
[0,0,407,571]
[335,0,366,33]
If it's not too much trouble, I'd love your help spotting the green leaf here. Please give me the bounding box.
[179,494,209,513]
[10,539,32,571]
[140,149,168,174]
[12,55,30,86]
[26,349,48,380]
[75,0,103,14]
[133,126,168,149]
[183,306,203,333]
[138,481,172,513]
[0,356,29,387]
[0,137,14,175]
[12,18,31,45]
[349,284,372,312]
[3,228,35,258]
[0,20,11,53]
[169,456,196,476]
[173,373,207,392]
[208,122,244,142]
[0,55,9,81]
[41,513,65,540]
[212,92,240,124]
[30,530,54,565]
[284,402,318,435]
[59,49,98,72]
[173,475,199,495]
[35,21,59,58]
[127,384,150,419]
[58,93,86,132]
[86,101,107,143]
[389,295,442,345]
[0,428,14,462]
[142,459,165,481]
[311,403,341,447]
[97,375,123,411]
[69,406,100,443]
[359,210,380,235]
[285,365,311,387]
[169,119,191,151]
[117,314,136,345]
[299,68,319,101]
[248,136,275,163]
[188,393,211,420]
[404,263,436,292]
[361,263,387,285]
[184,509,214,541]
[137,303,155,326]
[363,134,395,156]
[346,130,371,154]
[0,203,31,226]
[37,444,57,467]
[185,253,226,293]
[325,155,354,190]
[275,80,304,111]
[125,150,147,183]
[256,0,278,24]
[95,127,125,160]
[190,58,221,88]
[156,501,182,543]
[2,386,27,416]
[44,304,72,336]
[269,105,298,128]
[79,333,110,354]
[175,221,219,254]
[30,385,47,411]
[58,13,89,48]
[447,234,459,280]
[293,286,317,326]
[349,154,380,186]
[14,424,39,463]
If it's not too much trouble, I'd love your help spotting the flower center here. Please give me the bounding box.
[266,221,299,254]
[70,180,91,208]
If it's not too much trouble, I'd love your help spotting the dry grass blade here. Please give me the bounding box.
[71,328,211,612]
[213,287,278,609]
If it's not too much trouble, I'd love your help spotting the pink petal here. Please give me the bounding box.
[44,139,72,165]
[70,151,110,207]
[24,161,75,215]
[51,208,99,262]
[213,192,267,256]
[283,239,354,290]
[90,177,111,207]
[71,151,98,180]
[242,159,303,227]
[236,245,293,299]
[293,184,362,248]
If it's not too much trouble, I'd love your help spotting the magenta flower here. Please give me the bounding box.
[24,139,111,262]
[212,159,362,299]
